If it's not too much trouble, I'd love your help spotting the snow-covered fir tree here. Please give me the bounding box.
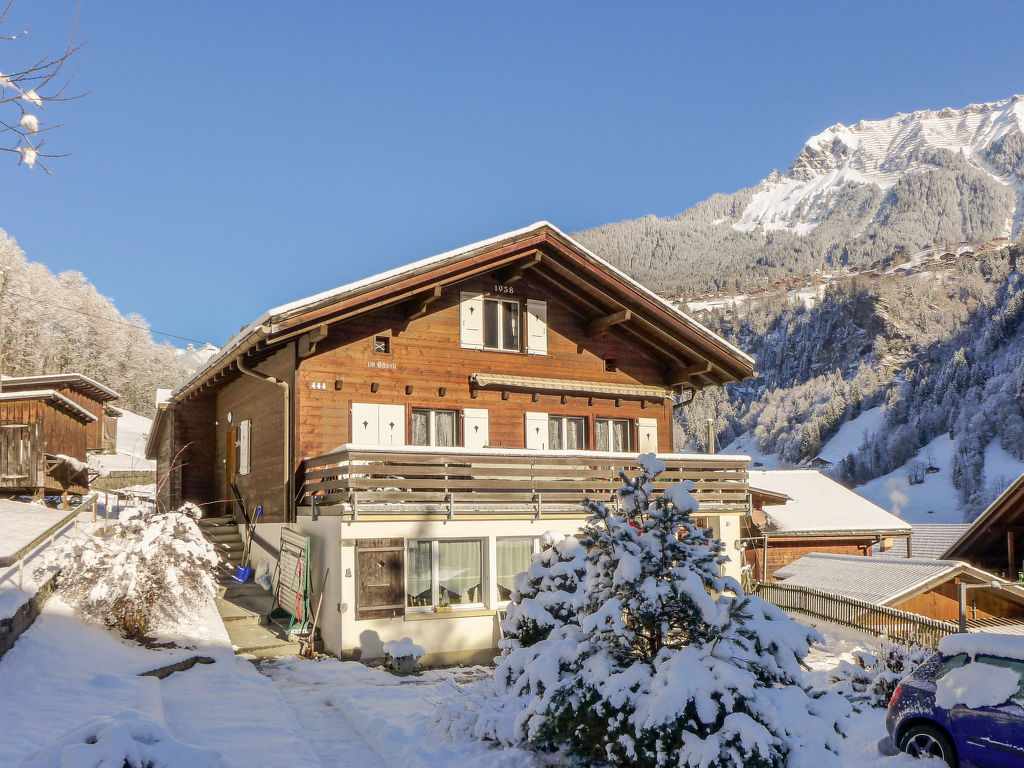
[453,456,850,768]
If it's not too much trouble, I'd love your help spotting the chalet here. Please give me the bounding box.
[774,552,1024,628]
[742,470,910,581]
[1,374,121,453]
[147,221,756,664]
[943,472,1024,579]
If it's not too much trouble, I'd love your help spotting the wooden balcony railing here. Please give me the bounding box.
[300,445,750,520]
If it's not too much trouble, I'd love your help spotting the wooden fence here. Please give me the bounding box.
[755,580,960,649]
[301,445,750,519]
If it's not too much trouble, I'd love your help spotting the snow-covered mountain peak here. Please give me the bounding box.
[735,95,1024,235]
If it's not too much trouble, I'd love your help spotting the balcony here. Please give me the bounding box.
[300,445,750,520]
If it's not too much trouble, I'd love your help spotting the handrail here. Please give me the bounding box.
[755,580,960,649]
[0,493,96,568]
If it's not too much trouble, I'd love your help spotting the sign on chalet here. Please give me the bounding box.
[147,222,756,664]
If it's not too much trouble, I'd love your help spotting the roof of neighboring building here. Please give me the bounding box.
[170,222,756,403]
[1,373,121,402]
[0,390,97,424]
[944,472,1024,562]
[748,469,910,537]
[773,552,1020,606]
[878,524,971,559]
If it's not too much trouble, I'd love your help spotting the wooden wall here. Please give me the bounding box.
[40,403,88,462]
[895,580,1024,622]
[745,537,876,581]
[173,394,217,513]
[213,347,293,524]
[55,388,108,451]
[294,273,675,461]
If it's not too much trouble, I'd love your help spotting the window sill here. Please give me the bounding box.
[405,607,492,621]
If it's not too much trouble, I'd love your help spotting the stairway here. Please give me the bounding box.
[199,512,302,658]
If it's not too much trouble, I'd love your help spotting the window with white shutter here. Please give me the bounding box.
[638,417,658,453]
[460,292,485,350]
[238,419,251,475]
[463,408,489,449]
[526,299,547,355]
[524,412,549,450]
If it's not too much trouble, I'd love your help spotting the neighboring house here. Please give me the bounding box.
[146,221,757,664]
[876,523,971,559]
[943,472,1024,579]
[742,469,911,580]
[1,374,121,453]
[773,552,1024,627]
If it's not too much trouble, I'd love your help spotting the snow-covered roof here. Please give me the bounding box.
[773,552,1017,606]
[172,222,755,401]
[1,373,120,401]
[0,390,97,423]
[877,524,971,560]
[749,469,910,536]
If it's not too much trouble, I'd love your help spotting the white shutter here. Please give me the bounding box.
[351,403,379,444]
[463,408,489,449]
[238,419,251,475]
[378,404,406,446]
[525,299,548,356]
[524,412,549,450]
[638,418,658,454]
[460,291,484,350]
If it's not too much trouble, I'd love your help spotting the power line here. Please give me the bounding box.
[1,288,216,347]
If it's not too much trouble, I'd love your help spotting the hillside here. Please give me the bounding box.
[575,96,1024,297]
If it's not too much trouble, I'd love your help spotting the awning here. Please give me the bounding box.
[469,373,671,400]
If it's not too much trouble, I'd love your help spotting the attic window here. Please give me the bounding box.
[373,336,391,354]
[605,359,617,373]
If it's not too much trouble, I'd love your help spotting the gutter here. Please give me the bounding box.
[235,329,292,523]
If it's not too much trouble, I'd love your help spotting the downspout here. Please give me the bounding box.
[236,334,292,523]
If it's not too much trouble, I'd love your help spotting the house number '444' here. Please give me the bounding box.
[309,381,328,390]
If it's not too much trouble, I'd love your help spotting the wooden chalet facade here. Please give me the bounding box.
[943,472,1024,579]
[1,374,121,454]
[148,222,757,664]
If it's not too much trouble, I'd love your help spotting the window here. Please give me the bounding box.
[484,298,520,351]
[595,418,632,452]
[355,538,405,620]
[548,416,586,450]
[496,538,538,601]
[406,539,485,610]
[411,409,457,447]
[373,335,391,354]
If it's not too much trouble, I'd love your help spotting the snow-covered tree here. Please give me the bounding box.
[1,2,83,172]
[465,456,851,768]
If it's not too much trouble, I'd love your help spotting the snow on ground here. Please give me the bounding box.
[856,433,1024,524]
[815,407,885,466]
[721,431,790,469]
[89,406,155,473]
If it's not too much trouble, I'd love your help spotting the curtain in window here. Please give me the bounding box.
[434,411,456,447]
[411,410,429,446]
[566,417,585,450]
[503,302,520,350]
[406,540,432,607]
[438,540,482,605]
[612,420,630,452]
[484,300,500,348]
[548,418,563,450]
[595,419,610,451]
[496,539,533,601]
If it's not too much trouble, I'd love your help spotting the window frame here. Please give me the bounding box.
[410,408,460,447]
[483,297,521,352]
[405,538,487,613]
[547,415,588,451]
[595,417,634,453]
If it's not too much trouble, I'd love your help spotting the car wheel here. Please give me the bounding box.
[898,723,958,768]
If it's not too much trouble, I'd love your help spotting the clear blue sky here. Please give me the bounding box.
[5,0,1022,347]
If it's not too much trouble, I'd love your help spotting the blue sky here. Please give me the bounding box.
[4,1,1023,347]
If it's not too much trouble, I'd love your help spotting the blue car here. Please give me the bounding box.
[881,636,1024,767]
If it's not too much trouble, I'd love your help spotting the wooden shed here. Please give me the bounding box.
[1,374,121,453]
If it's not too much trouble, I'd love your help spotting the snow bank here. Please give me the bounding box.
[939,632,1024,661]
[936,662,1020,709]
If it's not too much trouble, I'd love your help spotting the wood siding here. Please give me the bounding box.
[745,538,876,581]
[294,275,674,462]
[54,387,107,452]
[0,397,88,492]
[172,394,216,512]
[895,580,1024,622]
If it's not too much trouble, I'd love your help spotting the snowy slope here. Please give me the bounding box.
[814,407,885,466]
[89,407,155,472]
[734,95,1024,236]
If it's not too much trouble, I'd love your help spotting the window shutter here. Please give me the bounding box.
[638,417,658,453]
[377,404,406,446]
[238,419,251,475]
[355,538,405,620]
[524,412,549,450]
[460,292,485,350]
[525,299,548,356]
[463,408,489,449]
[351,403,379,444]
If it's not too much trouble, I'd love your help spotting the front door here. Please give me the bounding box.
[225,427,236,516]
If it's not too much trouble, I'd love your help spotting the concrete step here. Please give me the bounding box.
[224,621,302,659]
[215,596,263,626]
[207,531,242,543]
[199,515,235,527]
[212,540,244,554]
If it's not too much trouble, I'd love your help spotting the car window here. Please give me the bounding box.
[932,653,970,679]
[976,654,1024,704]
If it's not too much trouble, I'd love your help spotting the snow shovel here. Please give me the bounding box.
[234,504,262,583]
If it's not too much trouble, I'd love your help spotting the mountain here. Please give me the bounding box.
[176,343,219,376]
[575,96,1024,298]
[574,96,1024,524]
